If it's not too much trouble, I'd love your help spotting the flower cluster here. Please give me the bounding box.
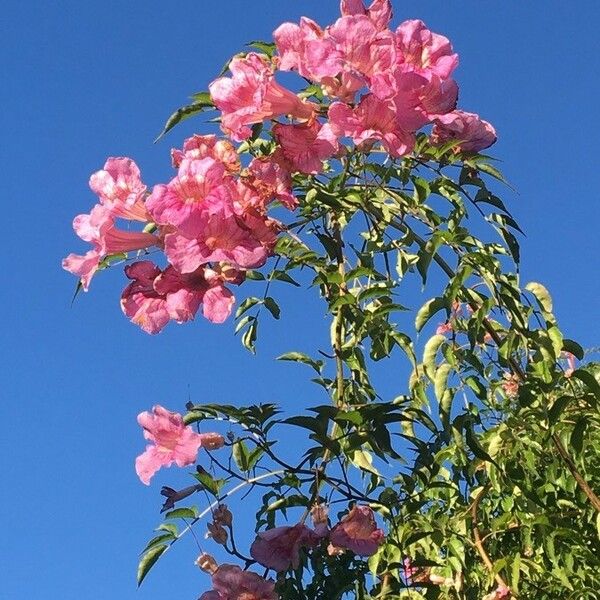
[64,0,496,335]
[63,138,292,333]
[250,504,384,572]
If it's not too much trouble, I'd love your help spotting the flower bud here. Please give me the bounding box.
[200,432,225,451]
[213,504,233,527]
[206,522,228,545]
[195,553,218,574]
[311,503,329,527]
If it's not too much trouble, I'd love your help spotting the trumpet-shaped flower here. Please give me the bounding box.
[273,121,339,174]
[250,524,319,571]
[89,157,149,221]
[431,110,497,153]
[164,200,274,274]
[135,405,205,485]
[209,53,316,141]
[200,565,278,600]
[274,18,341,81]
[329,505,385,556]
[340,0,393,31]
[395,19,459,80]
[171,134,240,173]
[329,94,415,157]
[120,261,236,334]
[63,204,158,290]
[238,158,296,211]
[146,157,234,235]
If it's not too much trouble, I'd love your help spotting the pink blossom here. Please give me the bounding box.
[146,157,235,235]
[562,351,576,378]
[436,322,453,336]
[89,157,149,221]
[209,53,316,141]
[201,564,278,600]
[250,524,319,571]
[73,204,157,255]
[274,18,341,81]
[120,261,237,334]
[164,201,273,274]
[340,0,393,31]
[431,110,497,153]
[495,585,511,599]
[395,20,459,80]
[171,135,240,173]
[135,405,204,485]
[329,505,385,556]
[324,15,396,99]
[501,373,520,399]
[238,158,296,210]
[62,250,102,292]
[63,204,157,290]
[329,94,415,157]
[273,120,339,174]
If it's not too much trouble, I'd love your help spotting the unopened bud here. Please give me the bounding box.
[206,522,228,545]
[200,432,225,451]
[311,503,329,527]
[213,504,233,527]
[195,553,218,574]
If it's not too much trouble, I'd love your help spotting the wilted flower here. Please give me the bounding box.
[250,524,319,571]
[200,564,278,600]
[329,505,385,556]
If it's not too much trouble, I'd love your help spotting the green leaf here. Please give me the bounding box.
[236,297,262,318]
[571,370,600,408]
[277,352,323,374]
[423,334,446,379]
[525,281,553,313]
[233,439,251,472]
[164,507,197,520]
[154,98,215,142]
[263,296,281,320]
[415,297,448,332]
[137,544,168,586]
[435,364,452,402]
[562,339,584,361]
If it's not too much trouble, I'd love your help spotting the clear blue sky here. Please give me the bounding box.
[1,1,599,599]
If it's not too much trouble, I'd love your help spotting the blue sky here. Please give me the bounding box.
[1,1,599,599]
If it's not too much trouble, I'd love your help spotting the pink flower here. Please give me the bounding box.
[329,505,385,556]
[171,135,240,173]
[135,405,204,485]
[89,157,149,221]
[250,524,319,572]
[273,121,339,174]
[562,351,576,378]
[164,202,274,274]
[238,158,296,211]
[340,0,393,31]
[63,204,157,290]
[501,373,520,399]
[209,53,316,141]
[120,261,237,334]
[329,94,415,157]
[436,322,453,336]
[324,15,395,98]
[201,564,278,600]
[146,157,234,235]
[495,585,511,599]
[395,20,459,80]
[62,250,102,292]
[431,110,497,153]
[274,18,341,81]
